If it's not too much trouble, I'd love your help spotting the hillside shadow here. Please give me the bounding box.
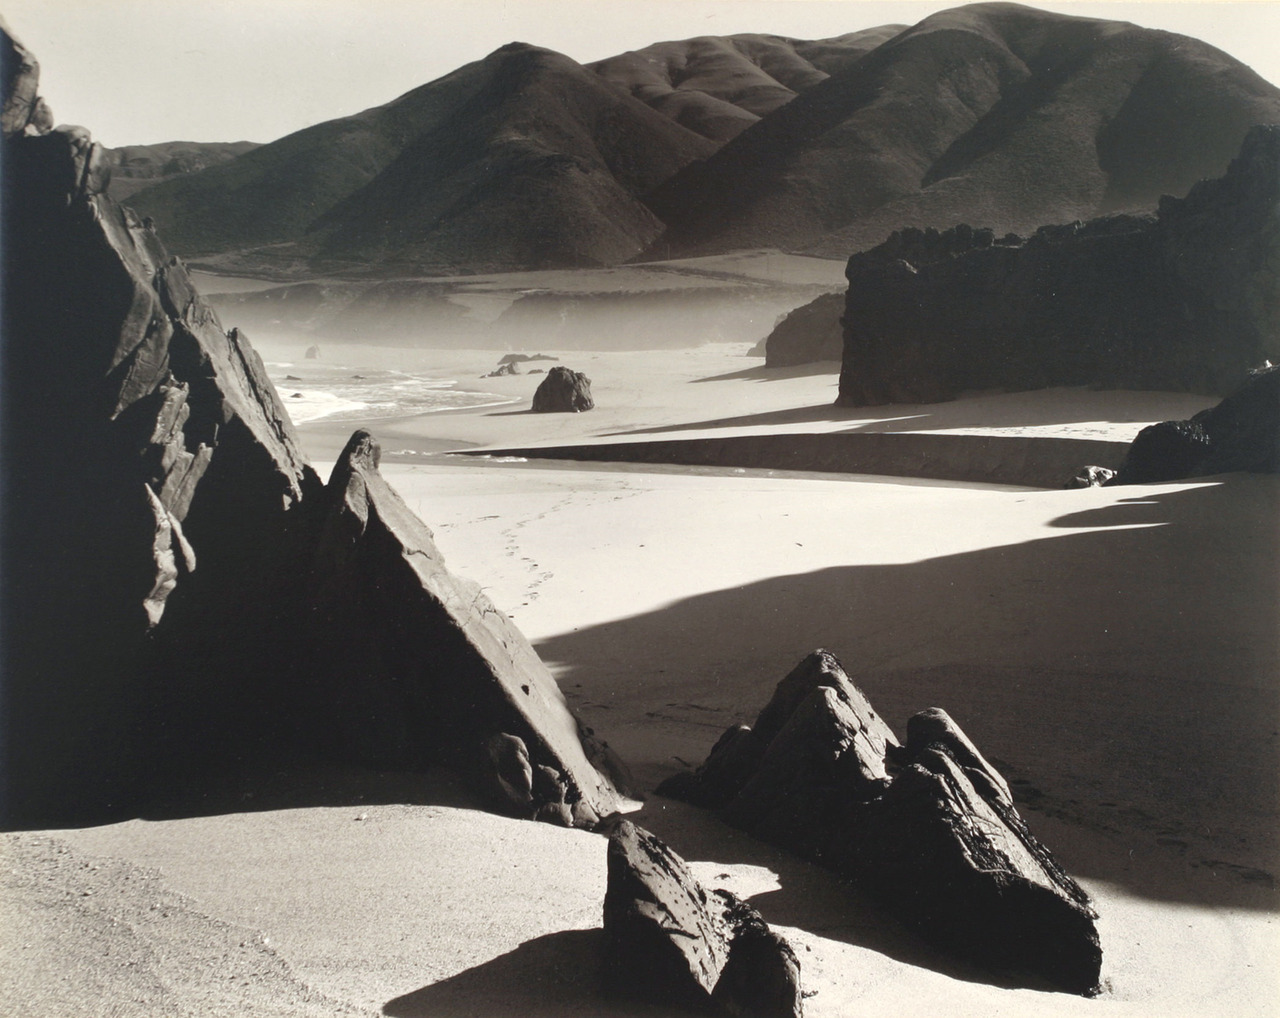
[537,478,1280,908]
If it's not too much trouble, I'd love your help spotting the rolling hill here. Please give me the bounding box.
[587,27,903,142]
[645,2,1280,258]
[126,3,1280,275]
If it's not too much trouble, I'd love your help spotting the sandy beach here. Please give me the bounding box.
[3,342,1276,1017]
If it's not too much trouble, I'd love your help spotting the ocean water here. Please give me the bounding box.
[264,361,517,424]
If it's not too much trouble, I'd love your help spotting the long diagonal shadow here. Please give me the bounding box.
[537,478,1280,908]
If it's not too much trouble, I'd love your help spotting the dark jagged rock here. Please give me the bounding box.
[0,33,632,829]
[602,821,803,1017]
[531,365,595,413]
[839,742,1101,996]
[763,292,844,367]
[485,361,520,377]
[836,127,1280,405]
[661,650,1101,995]
[1,27,322,821]
[1109,364,1280,484]
[1,20,48,137]
[307,430,631,825]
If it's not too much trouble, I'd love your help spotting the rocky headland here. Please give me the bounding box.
[834,124,1279,404]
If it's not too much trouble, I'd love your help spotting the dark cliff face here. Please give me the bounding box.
[835,124,1280,406]
[0,28,628,826]
[2,42,323,820]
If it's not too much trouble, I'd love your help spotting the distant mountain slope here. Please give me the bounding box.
[588,27,902,142]
[129,42,714,272]
[103,140,259,201]
[127,3,1280,275]
[645,2,1280,259]
[307,43,716,271]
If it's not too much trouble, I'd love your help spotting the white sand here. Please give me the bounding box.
[4,344,1276,1017]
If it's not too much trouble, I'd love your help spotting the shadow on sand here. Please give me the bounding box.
[382,929,688,1018]
[537,478,1280,909]
[691,362,842,384]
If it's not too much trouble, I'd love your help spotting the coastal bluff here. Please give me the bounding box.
[835,125,1280,405]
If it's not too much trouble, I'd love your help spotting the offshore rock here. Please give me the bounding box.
[661,651,1101,995]
[531,365,595,412]
[1110,364,1280,484]
[308,430,632,826]
[602,821,803,1017]
[836,127,1280,405]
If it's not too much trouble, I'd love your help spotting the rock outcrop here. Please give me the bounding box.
[603,821,803,1017]
[836,126,1280,404]
[2,32,322,820]
[532,366,595,413]
[308,430,631,823]
[659,651,1102,995]
[1109,364,1280,484]
[0,28,628,828]
[763,292,844,367]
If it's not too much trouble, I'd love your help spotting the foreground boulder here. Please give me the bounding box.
[309,430,632,824]
[0,28,628,828]
[835,126,1280,405]
[603,821,803,1017]
[659,651,1101,995]
[532,365,595,412]
[1,29,321,820]
[1109,364,1280,484]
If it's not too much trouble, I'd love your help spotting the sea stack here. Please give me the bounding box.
[532,365,596,412]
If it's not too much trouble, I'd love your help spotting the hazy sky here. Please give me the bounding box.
[6,0,1280,147]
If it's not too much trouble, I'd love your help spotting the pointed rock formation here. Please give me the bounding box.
[0,28,631,829]
[660,650,1101,995]
[532,366,595,413]
[308,430,632,824]
[2,25,322,820]
[603,821,803,1017]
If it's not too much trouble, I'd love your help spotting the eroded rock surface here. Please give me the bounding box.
[660,651,1102,995]
[307,430,632,824]
[836,126,1280,405]
[2,27,321,820]
[1,30,630,829]
[602,821,803,1017]
[532,365,595,412]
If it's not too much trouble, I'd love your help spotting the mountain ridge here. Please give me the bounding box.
[124,3,1280,275]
